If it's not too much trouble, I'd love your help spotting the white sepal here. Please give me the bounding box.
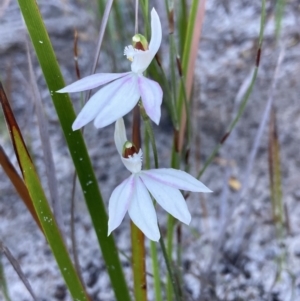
[108,175,135,235]
[140,171,191,224]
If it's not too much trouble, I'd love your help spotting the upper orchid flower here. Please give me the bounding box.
[57,8,162,130]
[108,118,212,241]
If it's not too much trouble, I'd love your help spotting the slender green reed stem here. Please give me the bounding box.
[142,101,181,301]
[155,61,179,129]
[141,106,158,168]
[159,225,182,301]
[166,215,175,301]
[177,0,188,56]
[275,0,286,40]
[165,0,178,105]
[140,0,150,38]
[142,114,163,301]
[197,0,266,179]
[0,255,11,301]
[150,241,162,301]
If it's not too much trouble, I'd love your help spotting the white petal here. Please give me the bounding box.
[57,72,130,93]
[93,74,140,128]
[114,118,128,156]
[141,168,212,193]
[138,76,162,124]
[108,175,135,235]
[149,8,162,55]
[72,75,133,130]
[140,172,191,224]
[128,176,160,241]
[121,149,142,174]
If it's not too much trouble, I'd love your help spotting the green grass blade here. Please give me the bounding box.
[14,128,88,301]
[0,255,11,301]
[16,2,131,300]
[275,0,286,40]
[0,83,89,301]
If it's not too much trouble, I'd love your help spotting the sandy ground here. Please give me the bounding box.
[0,0,300,300]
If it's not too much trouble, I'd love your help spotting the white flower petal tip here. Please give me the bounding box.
[128,7,162,74]
[149,8,162,55]
[128,177,160,241]
[138,76,162,125]
[107,176,135,234]
[141,168,212,193]
[56,73,130,94]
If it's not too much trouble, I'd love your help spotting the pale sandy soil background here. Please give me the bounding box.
[0,0,300,300]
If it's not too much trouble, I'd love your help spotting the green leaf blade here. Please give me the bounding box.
[16,2,131,300]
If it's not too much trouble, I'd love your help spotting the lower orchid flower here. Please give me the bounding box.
[108,118,212,241]
[57,8,162,130]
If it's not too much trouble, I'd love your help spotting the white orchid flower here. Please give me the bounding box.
[57,8,162,130]
[108,118,212,241]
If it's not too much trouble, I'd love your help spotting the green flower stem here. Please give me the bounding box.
[150,241,162,301]
[17,1,131,300]
[142,106,181,301]
[144,119,163,301]
[131,222,147,301]
[131,105,147,301]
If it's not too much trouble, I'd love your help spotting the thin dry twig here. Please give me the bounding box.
[0,241,38,301]
[231,47,285,253]
[70,27,84,283]
[85,0,114,103]
[0,0,11,19]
